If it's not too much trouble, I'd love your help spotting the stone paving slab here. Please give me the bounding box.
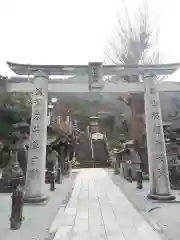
[108,169,180,240]
[0,172,77,240]
[53,168,163,240]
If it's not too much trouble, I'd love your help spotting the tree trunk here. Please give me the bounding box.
[128,93,145,142]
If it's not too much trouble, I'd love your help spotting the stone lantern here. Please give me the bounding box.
[0,135,24,192]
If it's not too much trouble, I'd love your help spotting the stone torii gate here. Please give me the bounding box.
[4,61,180,202]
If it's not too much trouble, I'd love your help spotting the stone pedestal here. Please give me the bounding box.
[24,71,49,203]
[143,74,175,200]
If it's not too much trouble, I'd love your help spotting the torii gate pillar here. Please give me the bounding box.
[24,70,49,203]
[144,73,175,200]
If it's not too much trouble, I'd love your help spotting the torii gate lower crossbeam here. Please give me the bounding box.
[4,61,180,202]
[7,77,180,93]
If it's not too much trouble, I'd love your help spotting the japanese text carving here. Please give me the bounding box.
[92,67,97,77]
[151,99,158,107]
[156,139,163,144]
[92,67,98,82]
[35,88,43,96]
[32,124,41,133]
[155,153,167,179]
[155,153,165,163]
[33,110,41,121]
[152,112,160,120]
[31,156,39,165]
[157,166,166,178]
[153,124,161,135]
[149,87,156,94]
[31,140,40,150]
[34,99,42,108]
[28,168,39,179]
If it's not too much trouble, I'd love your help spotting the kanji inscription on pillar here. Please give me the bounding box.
[33,110,41,121]
[143,74,172,198]
[150,87,156,94]
[25,71,48,200]
[154,152,168,181]
[32,124,41,134]
[153,124,161,135]
[152,112,160,120]
[34,99,42,108]
[151,99,158,107]
[31,156,38,165]
[35,87,43,97]
[31,140,40,150]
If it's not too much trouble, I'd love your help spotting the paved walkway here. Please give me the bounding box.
[0,173,76,240]
[108,170,180,240]
[53,169,162,240]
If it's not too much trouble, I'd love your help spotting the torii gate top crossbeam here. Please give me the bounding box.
[6,61,180,76]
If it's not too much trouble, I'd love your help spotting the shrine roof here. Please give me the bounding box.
[6,61,180,76]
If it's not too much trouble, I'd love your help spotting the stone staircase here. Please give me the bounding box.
[49,120,110,168]
[75,134,93,167]
[75,132,109,168]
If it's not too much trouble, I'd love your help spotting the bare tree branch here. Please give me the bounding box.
[117,96,130,107]
[105,0,160,68]
[105,0,161,141]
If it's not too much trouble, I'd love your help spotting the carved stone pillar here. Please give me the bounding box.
[24,71,48,203]
[143,73,175,200]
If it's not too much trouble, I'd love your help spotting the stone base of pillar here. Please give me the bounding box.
[24,195,49,203]
[147,193,175,201]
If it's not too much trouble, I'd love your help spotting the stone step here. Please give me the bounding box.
[77,160,109,168]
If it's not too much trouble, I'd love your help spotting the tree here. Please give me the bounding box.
[0,92,32,119]
[0,83,32,139]
[105,0,161,142]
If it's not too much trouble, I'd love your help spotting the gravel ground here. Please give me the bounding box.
[107,169,180,240]
[0,171,78,240]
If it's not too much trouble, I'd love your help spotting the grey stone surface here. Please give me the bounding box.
[0,172,77,240]
[108,169,180,240]
[53,168,162,240]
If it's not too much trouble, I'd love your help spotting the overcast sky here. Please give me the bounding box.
[0,0,180,77]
